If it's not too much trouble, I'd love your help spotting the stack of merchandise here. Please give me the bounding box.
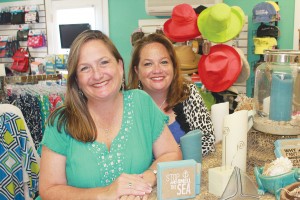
[252,1,280,55]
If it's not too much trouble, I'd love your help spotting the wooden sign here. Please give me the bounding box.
[275,146,300,167]
[274,138,300,167]
[157,159,201,200]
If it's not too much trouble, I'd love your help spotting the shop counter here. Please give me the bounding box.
[148,141,276,200]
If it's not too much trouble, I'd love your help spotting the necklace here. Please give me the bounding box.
[97,122,116,144]
[103,128,110,142]
[94,95,122,146]
[159,99,167,110]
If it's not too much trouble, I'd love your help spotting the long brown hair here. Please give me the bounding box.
[48,30,125,142]
[127,33,190,111]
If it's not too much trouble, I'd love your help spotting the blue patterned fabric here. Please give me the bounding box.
[8,92,63,149]
[0,112,39,200]
[16,94,43,150]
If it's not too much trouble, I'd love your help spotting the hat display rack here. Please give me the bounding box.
[161,3,249,93]
[250,1,280,97]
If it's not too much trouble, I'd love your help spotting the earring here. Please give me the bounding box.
[78,89,84,96]
[138,80,143,90]
[121,78,125,91]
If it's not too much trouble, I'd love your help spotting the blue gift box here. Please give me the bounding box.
[157,159,201,200]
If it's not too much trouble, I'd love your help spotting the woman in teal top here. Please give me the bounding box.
[39,30,182,200]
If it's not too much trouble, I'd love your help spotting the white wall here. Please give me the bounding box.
[45,0,109,54]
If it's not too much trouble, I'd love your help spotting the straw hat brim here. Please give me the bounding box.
[234,47,250,83]
[179,54,201,70]
[180,68,198,75]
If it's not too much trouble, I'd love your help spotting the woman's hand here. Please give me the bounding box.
[141,169,157,187]
[107,173,152,199]
[118,170,155,200]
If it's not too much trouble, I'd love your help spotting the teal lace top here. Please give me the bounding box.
[40,89,168,188]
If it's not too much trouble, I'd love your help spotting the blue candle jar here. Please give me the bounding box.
[253,50,300,135]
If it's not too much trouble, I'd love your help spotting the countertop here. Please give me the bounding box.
[148,142,276,200]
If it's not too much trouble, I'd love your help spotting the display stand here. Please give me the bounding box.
[0,73,62,103]
[4,73,62,84]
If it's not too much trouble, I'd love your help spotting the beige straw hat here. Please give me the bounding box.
[175,45,201,70]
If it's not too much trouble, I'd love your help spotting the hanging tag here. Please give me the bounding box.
[202,39,211,55]
[0,64,6,76]
[191,40,199,54]
[232,38,239,47]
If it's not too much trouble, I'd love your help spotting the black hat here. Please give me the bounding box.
[257,23,279,38]
[193,5,207,14]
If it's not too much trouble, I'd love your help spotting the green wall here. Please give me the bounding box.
[0,0,19,2]
[108,0,158,75]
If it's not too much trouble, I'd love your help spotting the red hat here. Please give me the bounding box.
[163,4,201,42]
[198,44,242,92]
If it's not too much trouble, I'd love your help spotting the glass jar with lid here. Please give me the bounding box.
[253,50,300,135]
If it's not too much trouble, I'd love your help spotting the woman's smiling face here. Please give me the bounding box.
[76,39,123,102]
[135,42,174,95]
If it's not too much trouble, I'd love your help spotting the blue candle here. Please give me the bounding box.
[269,73,293,121]
[180,129,202,163]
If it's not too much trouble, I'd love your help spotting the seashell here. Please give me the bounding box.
[263,157,293,176]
